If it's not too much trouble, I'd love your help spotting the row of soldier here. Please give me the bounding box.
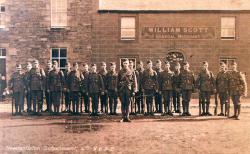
[9,58,247,122]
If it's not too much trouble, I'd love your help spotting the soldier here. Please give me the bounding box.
[118,58,137,122]
[28,60,45,115]
[196,61,215,116]
[216,62,229,116]
[106,62,119,115]
[154,59,163,113]
[9,64,25,115]
[129,60,137,114]
[67,62,83,115]
[81,63,90,113]
[141,60,158,116]
[159,61,174,116]
[180,62,195,116]
[44,60,53,112]
[88,64,104,116]
[173,62,182,113]
[228,62,247,120]
[24,62,32,113]
[135,61,144,114]
[63,62,72,113]
[48,61,64,115]
[99,62,108,114]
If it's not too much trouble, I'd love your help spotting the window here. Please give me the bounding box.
[120,17,136,40]
[0,5,5,28]
[119,57,136,70]
[51,48,67,70]
[220,57,236,70]
[0,48,6,58]
[221,17,236,40]
[51,0,67,28]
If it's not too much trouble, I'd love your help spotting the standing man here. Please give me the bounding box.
[228,62,247,120]
[216,62,229,116]
[180,62,195,116]
[24,62,32,113]
[81,63,90,113]
[9,64,25,115]
[118,59,137,122]
[44,60,53,112]
[67,62,83,115]
[196,61,215,116]
[106,62,119,115]
[28,60,45,115]
[63,62,72,113]
[88,64,104,116]
[129,60,137,114]
[173,62,182,113]
[159,61,174,116]
[141,60,158,116]
[48,61,64,115]
[155,59,163,113]
[135,61,144,114]
[99,62,108,114]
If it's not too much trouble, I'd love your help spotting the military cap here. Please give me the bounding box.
[165,61,170,65]
[47,60,52,64]
[220,62,226,66]
[156,59,162,64]
[101,62,106,66]
[33,59,39,64]
[202,61,208,65]
[73,62,78,67]
[82,63,88,67]
[16,64,21,69]
[137,60,143,65]
[147,60,152,64]
[123,58,129,63]
[65,62,70,66]
[129,60,134,64]
[183,61,189,66]
[91,63,96,67]
[52,60,58,65]
[232,62,237,66]
[27,62,32,66]
[175,62,181,66]
[110,62,116,66]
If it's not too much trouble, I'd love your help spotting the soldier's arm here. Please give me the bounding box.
[60,71,65,87]
[133,71,138,92]
[99,74,105,92]
[240,72,247,97]
[8,75,14,91]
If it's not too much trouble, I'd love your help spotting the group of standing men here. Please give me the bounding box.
[9,58,247,122]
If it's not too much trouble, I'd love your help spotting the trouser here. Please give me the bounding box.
[91,93,99,114]
[145,89,155,114]
[108,90,118,114]
[71,91,79,113]
[100,93,108,113]
[231,95,241,117]
[154,92,163,112]
[26,91,32,112]
[14,92,24,113]
[182,90,192,114]
[162,90,172,113]
[45,91,52,111]
[51,91,62,113]
[219,92,228,114]
[173,90,181,112]
[81,92,90,112]
[31,90,43,113]
[120,89,131,120]
[200,91,211,113]
[135,91,144,113]
[64,91,71,111]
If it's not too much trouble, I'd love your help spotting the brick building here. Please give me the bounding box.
[0,0,250,94]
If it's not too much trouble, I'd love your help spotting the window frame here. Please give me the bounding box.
[0,5,6,29]
[119,15,138,42]
[50,0,68,29]
[219,57,236,71]
[220,16,236,40]
[0,48,6,59]
[51,48,67,70]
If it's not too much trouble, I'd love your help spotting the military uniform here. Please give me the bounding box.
[99,69,108,113]
[81,71,90,113]
[63,69,71,112]
[142,69,158,115]
[196,70,215,116]
[173,70,181,113]
[28,67,45,114]
[216,70,229,116]
[48,68,64,114]
[159,70,174,115]
[67,70,83,114]
[106,70,118,115]
[180,69,195,116]
[118,67,137,121]
[45,67,53,112]
[135,67,144,114]
[87,72,104,116]
[9,71,25,115]
[24,70,32,112]
[155,68,163,113]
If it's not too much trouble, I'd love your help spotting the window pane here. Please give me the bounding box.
[1,48,6,56]
[221,17,235,28]
[0,6,5,12]
[221,28,235,38]
[121,17,135,28]
[52,48,59,57]
[60,48,67,57]
[121,29,135,39]
[60,59,67,68]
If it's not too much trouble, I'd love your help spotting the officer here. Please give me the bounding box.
[9,64,25,115]
[99,62,108,114]
[216,62,229,116]
[159,61,174,116]
[196,61,215,116]
[129,60,137,114]
[106,62,119,115]
[135,61,144,114]
[154,59,163,113]
[118,58,137,122]
[48,61,64,115]
[28,60,45,115]
[24,62,32,113]
[180,62,195,116]
[141,60,158,116]
[173,62,182,113]
[228,62,247,120]
[81,63,90,113]
[44,60,53,112]
[67,62,83,115]
[63,62,72,113]
[88,64,104,116]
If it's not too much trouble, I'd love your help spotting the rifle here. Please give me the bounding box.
[198,92,202,116]
[214,92,218,115]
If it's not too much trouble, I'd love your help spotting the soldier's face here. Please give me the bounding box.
[110,65,116,71]
[165,63,170,69]
[101,64,106,70]
[123,61,129,69]
[220,65,226,71]
[175,65,180,70]
[184,64,189,70]
[202,63,208,69]
[232,64,237,70]
[156,63,161,69]
[16,68,21,73]
[27,64,32,71]
[147,63,153,69]
[66,64,71,70]
[137,64,142,69]
[74,64,78,70]
[53,63,58,69]
[129,62,134,69]
[47,63,52,68]
[91,66,97,72]
[83,65,88,71]
[34,63,39,69]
